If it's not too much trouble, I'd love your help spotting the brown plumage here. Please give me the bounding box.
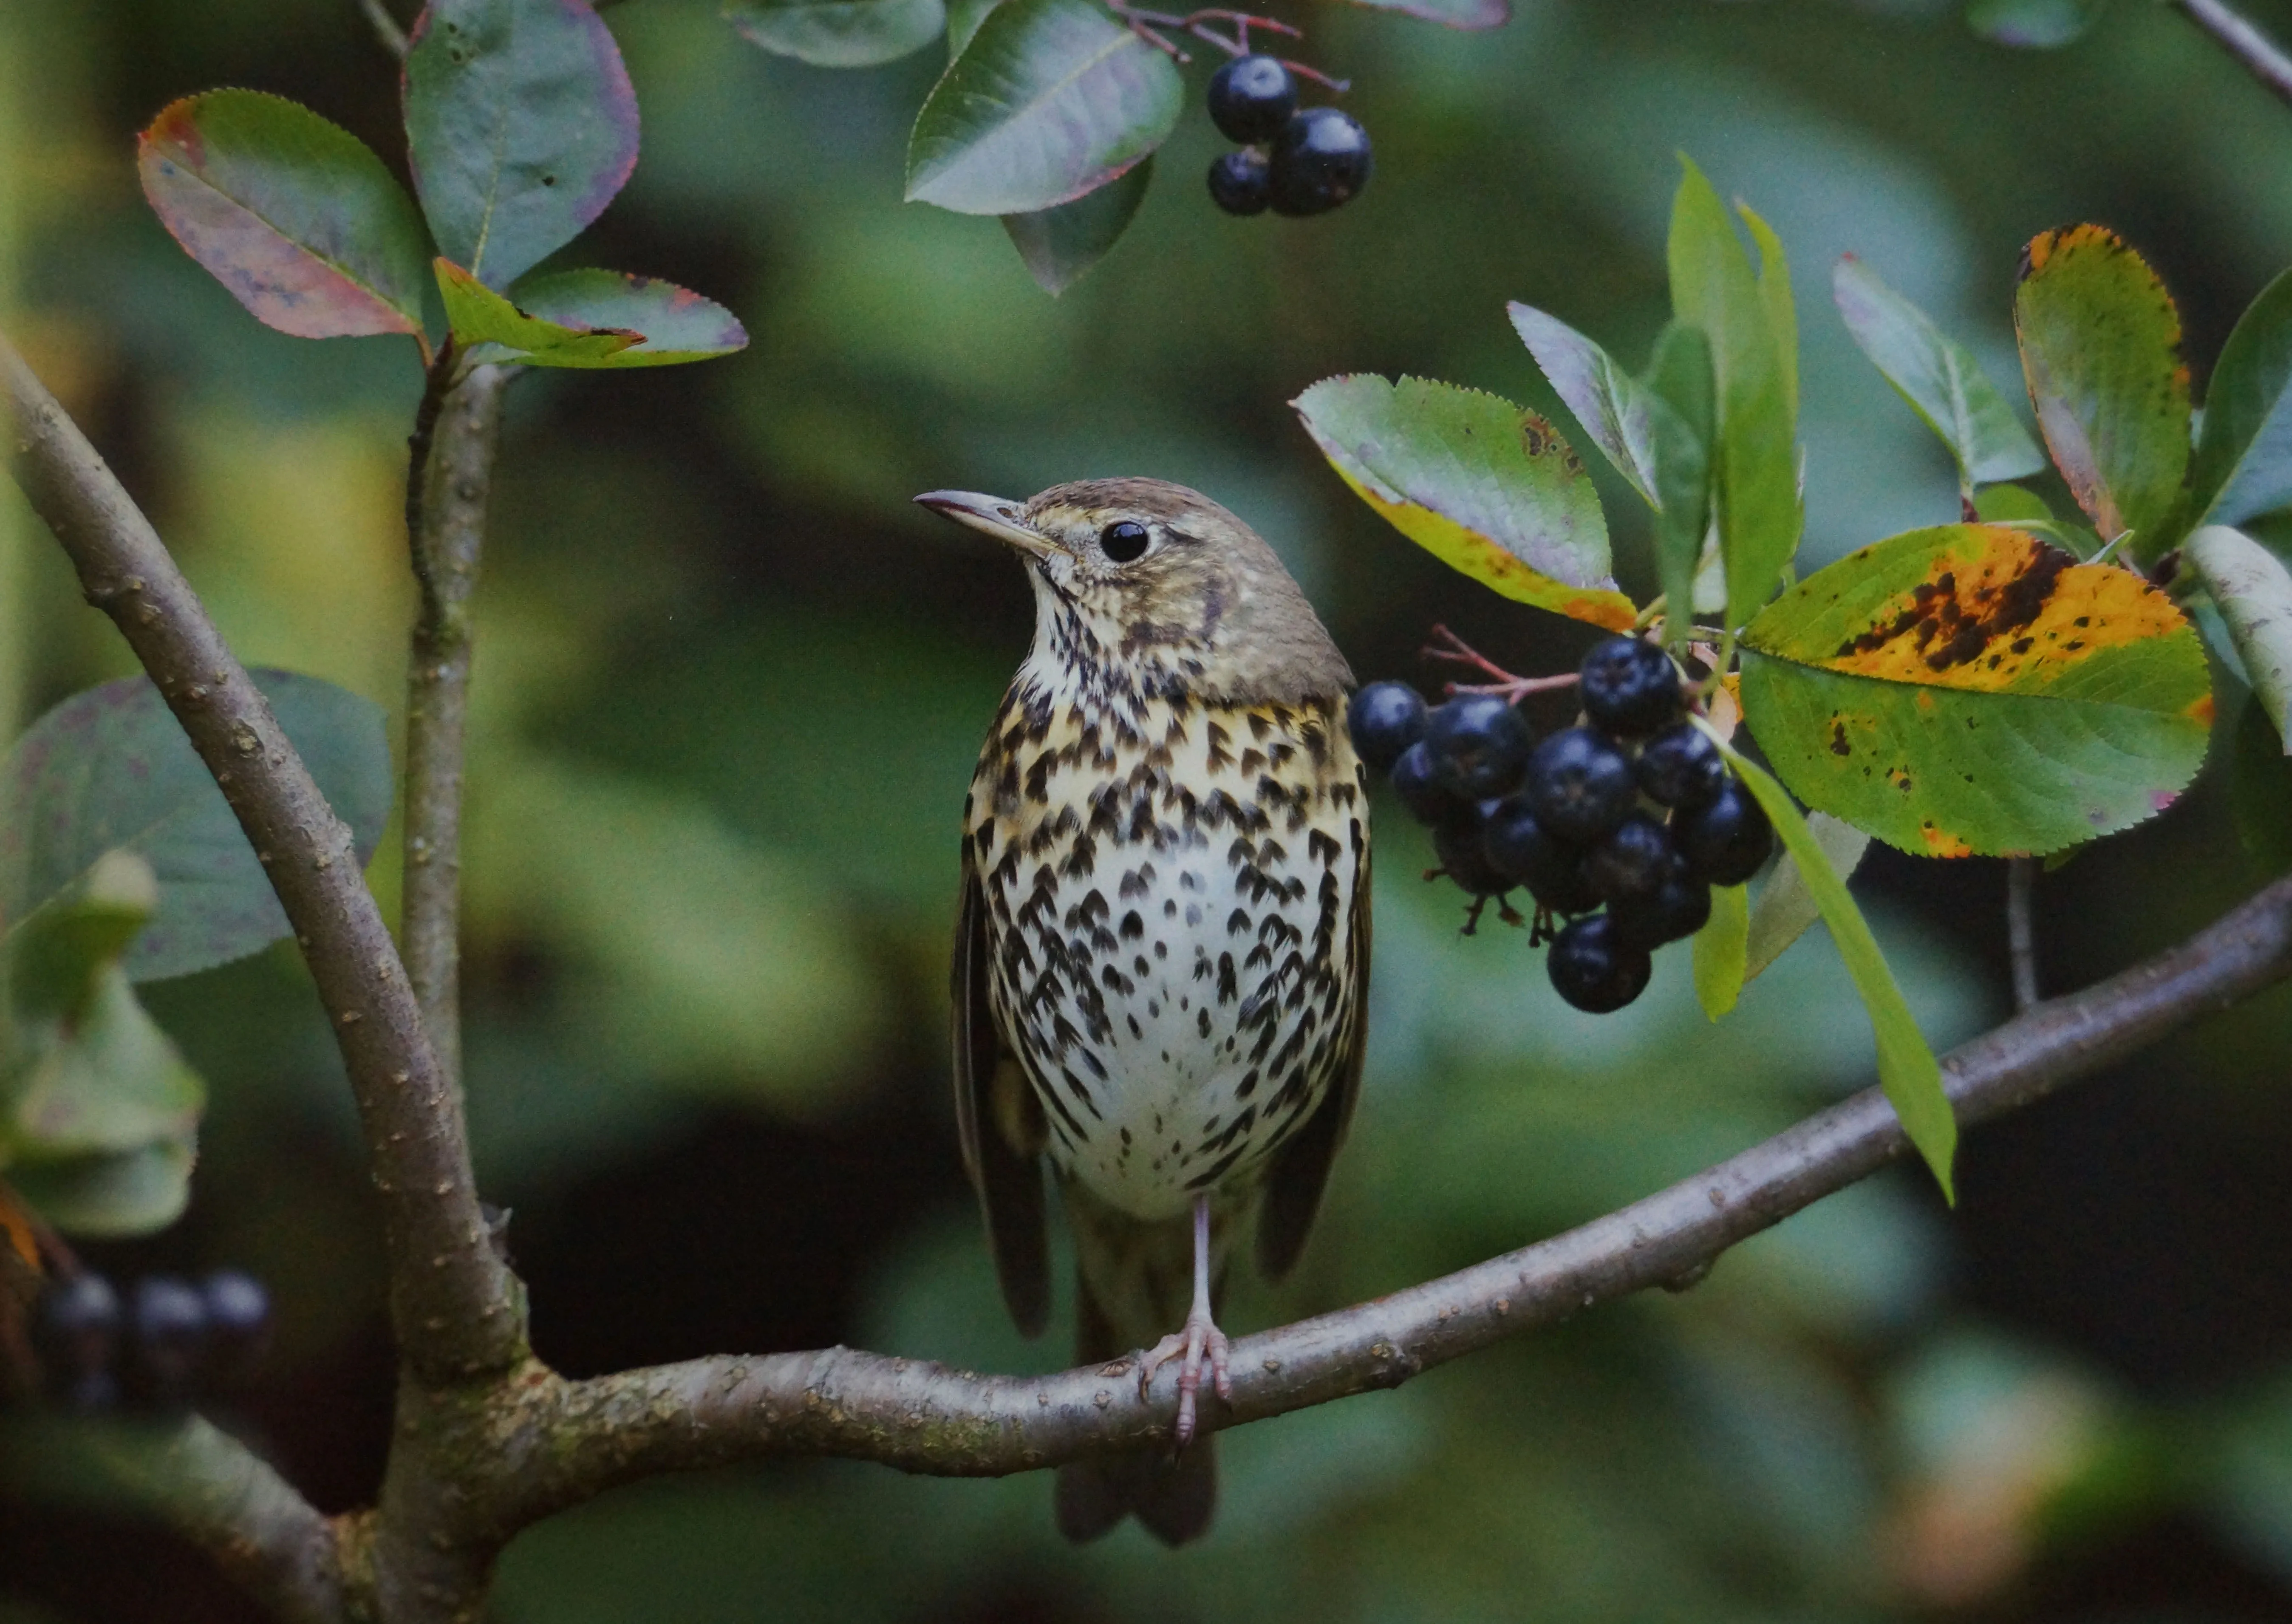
[920,478,1372,1546]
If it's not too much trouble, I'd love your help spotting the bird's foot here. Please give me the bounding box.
[1137,1308,1232,1449]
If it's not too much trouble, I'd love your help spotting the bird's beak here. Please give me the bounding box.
[914,489,1066,561]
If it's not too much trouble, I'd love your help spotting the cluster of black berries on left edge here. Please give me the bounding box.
[26,1267,271,1413]
[1349,634,1776,1014]
[1205,56,1371,218]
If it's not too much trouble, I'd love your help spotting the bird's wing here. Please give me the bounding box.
[1256,840,1371,1281]
[954,856,1051,1335]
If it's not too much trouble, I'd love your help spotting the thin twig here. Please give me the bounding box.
[402,354,509,1093]
[355,0,410,59]
[2173,0,2292,107]
[0,332,523,1387]
[2007,855,2040,1010]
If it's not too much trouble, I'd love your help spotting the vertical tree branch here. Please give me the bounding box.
[355,0,410,59]
[2007,855,2039,1010]
[2174,0,2292,107]
[402,356,509,1093]
[1,332,524,1386]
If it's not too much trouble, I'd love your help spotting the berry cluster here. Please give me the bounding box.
[1205,55,1370,218]
[1349,634,1775,1014]
[29,1267,271,1413]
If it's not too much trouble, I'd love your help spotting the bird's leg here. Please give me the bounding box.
[1136,1194,1231,1448]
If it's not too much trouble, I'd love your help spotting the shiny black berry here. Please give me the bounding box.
[1579,636,1683,737]
[1267,107,1372,217]
[1482,796,1599,915]
[1609,860,1712,950]
[1207,148,1270,217]
[1434,815,1510,897]
[1676,780,1775,886]
[1522,726,1637,843]
[1390,740,1470,829]
[1636,722,1726,811]
[1548,913,1653,1013]
[35,1273,121,1388]
[128,1276,209,1406]
[1348,681,1428,773]
[1424,694,1532,800]
[1207,54,1296,144]
[202,1270,273,1385]
[1585,812,1676,903]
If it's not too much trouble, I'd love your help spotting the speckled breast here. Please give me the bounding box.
[965,679,1367,1222]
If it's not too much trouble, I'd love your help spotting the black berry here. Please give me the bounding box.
[1579,636,1684,737]
[1207,149,1270,217]
[128,1276,209,1406]
[1433,815,1510,897]
[202,1270,273,1385]
[1636,722,1726,811]
[1482,796,1599,915]
[35,1273,121,1386]
[1522,726,1637,843]
[1389,740,1470,829]
[1424,694,1532,800]
[1676,780,1775,886]
[1609,860,1712,950]
[1585,812,1676,903]
[1267,107,1372,217]
[1348,681,1428,773]
[1207,54,1296,144]
[1548,913,1653,1013]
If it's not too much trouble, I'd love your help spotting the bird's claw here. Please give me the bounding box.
[1138,1310,1232,1448]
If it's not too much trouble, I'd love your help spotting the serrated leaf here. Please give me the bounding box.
[725,0,945,65]
[2187,524,2292,751]
[1740,201,1797,426]
[1703,730,1956,1199]
[0,671,393,983]
[2015,225,2191,554]
[404,0,640,288]
[1967,0,2107,47]
[1293,374,1636,630]
[1834,254,2046,494]
[1739,523,2211,857]
[1506,301,1662,507]
[436,258,641,364]
[1692,881,1748,1019]
[1645,322,1715,648]
[1000,158,1150,295]
[1668,157,1801,631]
[946,0,998,56]
[1337,0,1508,26]
[137,90,430,341]
[1744,809,1871,980]
[508,267,748,365]
[904,0,1180,216]
[2192,265,2292,529]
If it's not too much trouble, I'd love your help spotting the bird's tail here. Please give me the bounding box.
[1055,1264,1215,1546]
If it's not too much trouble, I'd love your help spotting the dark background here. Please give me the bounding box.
[5,0,2292,1617]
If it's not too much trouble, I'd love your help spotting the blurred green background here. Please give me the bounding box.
[6,0,2292,1617]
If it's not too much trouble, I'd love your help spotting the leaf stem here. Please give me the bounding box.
[2173,0,2292,107]
[353,0,409,59]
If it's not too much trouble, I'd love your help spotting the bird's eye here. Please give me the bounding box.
[1099,520,1152,563]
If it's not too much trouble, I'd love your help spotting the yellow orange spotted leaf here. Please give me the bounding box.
[1294,374,1638,631]
[1739,523,2210,857]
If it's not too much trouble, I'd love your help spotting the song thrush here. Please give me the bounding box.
[918,478,1372,1547]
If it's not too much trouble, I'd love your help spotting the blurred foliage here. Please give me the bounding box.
[8,0,2292,1619]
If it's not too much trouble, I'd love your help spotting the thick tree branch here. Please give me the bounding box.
[0,333,523,1386]
[402,355,509,1092]
[517,873,2292,1512]
[2175,0,2292,107]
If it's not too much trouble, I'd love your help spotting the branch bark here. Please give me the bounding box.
[2175,0,2292,107]
[402,355,509,1092]
[0,333,523,1386]
[2007,854,2039,1010]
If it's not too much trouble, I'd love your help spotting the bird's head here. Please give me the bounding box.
[916,477,1352,706]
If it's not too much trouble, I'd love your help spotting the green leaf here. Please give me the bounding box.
[1833,254,2046,494]
[724,0,945,66]
[436,258,641,364]
[904,0,1180,216]
[1738,523,2212,856]
[1292,374,1638,630]
[1740,201,1797,426]
[0,671,393,983]
[946,0,998,56]
[1667,157,1801,631]
[136,90,430,341]
[1337,0,1508,27]
[507,267,749,365]
[2191,265,2292,529]
[1973,484,2051,523]
[2186,524,2292,751]
[1744,810,1872,981]
[1966,0,2108,47]
[1702,731,1956,1199]
[1644,322,1716,648]
[2231,694,2292,875]
[1506,301,1663,507]
[999,158,1151,296]
[6,1142,196,1239]
[1692,881,1748,1019]
[2014,225,2191,554]
[403,0,641,288]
